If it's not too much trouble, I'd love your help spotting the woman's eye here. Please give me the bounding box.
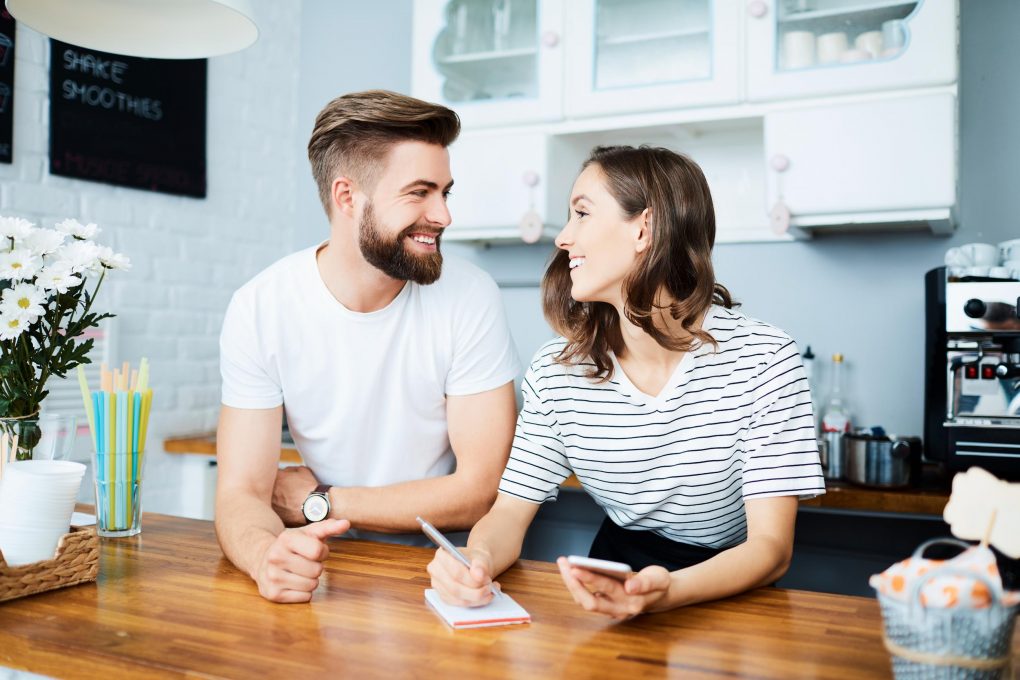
[574,210,588,219]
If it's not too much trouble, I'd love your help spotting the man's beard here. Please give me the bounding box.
[358,201,443,285]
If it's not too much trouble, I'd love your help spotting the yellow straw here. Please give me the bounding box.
[77,366,96,449]
[139,389,152,453]
[137,358,150,392]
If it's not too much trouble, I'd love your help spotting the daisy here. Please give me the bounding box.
[95,245,132,271]
[0,216,33,241]
[0,311,29,341]
[0,249,42,280]
[35,264,83,294]
[54,218,100,240]
[52,240,101,274]
[1,283,47,321]
[19,228,66,256]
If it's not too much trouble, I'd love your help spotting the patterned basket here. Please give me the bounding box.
[876,539,1018,679]
[0,525,99,603]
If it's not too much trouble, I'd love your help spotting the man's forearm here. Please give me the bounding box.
[214,492,287,579]
[329,471,495,533]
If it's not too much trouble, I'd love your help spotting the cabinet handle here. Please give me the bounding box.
[522,171,540,187]
[747,1,768,18]
[770,154,790,173]
[542,31,560,48]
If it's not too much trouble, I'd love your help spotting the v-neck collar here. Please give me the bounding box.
[609,305,717,409]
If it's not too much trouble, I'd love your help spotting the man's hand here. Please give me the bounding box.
[254,518,351,603]
[272,465,320,526]
[556,558,672,621]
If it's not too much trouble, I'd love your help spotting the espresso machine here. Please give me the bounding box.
[925,267,1020,480]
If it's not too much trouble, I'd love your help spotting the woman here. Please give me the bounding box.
[428,145,824,619]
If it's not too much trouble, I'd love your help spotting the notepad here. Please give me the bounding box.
[424,589,531,629]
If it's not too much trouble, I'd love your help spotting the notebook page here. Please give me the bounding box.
[424,589,531,629]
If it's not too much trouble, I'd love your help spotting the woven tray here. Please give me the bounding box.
[0,526,99,603]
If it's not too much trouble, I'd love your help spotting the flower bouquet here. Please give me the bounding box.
[0,215,129,460]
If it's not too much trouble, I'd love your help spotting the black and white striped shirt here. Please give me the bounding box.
[498,305,825,549]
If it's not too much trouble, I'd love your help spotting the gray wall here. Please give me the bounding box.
[297,0,1019,438]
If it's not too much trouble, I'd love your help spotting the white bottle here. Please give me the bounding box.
[820,353,851,480]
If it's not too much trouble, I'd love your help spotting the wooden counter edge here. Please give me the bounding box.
[163,435,945,511]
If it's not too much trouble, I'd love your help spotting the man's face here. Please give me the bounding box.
[357,141,454,285]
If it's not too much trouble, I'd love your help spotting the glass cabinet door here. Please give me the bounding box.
[747,0,957,101]
[565,0,740,118]
[412,0,564,127]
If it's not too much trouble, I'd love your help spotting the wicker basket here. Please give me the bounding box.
[0,525,99,603]
[877,539,1018,679]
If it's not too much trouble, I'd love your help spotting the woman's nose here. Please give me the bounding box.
[554,223,573,250]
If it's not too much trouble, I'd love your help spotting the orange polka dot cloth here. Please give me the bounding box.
[870,543,1020,609]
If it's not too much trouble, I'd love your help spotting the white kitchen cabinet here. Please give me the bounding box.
[412,0,565,128]
[564,0,742,118]
[446,130,585,241]
[746,0,957,102]
[763,93,956,235]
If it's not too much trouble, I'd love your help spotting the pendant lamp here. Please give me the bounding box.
[5,0,258,59]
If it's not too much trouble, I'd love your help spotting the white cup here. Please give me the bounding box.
[965,266,991,277]
[0,524,64,566]
[817,32,848,64]
[840,48,871,64]
[945,247,971,267]
[855,30,884,58]
[882,20,907,51]
[782,31,816,69]
[960,243,999,266]
[989,266,1011,279]
[1003,259,1020,271]
[998,238,1020,262]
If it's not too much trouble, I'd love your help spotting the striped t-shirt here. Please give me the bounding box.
[498,305,825,550]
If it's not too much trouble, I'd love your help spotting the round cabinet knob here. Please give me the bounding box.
[542,31,560,48]
[747,1,769,18]
[996,363,1020,379]
[522,171,540,188]
[770,154,790,173]
[964,298,987,319]
[519,210,543,244]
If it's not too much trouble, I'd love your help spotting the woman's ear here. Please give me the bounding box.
[633,208,652,254]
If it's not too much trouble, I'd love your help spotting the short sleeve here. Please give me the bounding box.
[444,275,521,396]
[742,340,825,500]
[498,367,572,504]
[219,290,283,409]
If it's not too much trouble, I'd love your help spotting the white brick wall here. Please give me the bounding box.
[0,1,302,517]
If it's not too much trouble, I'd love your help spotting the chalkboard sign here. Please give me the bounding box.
[49,40,207,198]
[0,9,15,164]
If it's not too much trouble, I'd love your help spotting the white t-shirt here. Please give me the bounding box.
[498,305,824,550]
[220,244,521,492]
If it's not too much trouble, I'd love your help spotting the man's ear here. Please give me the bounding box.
[331,176,357,218]
[634,208,652,254]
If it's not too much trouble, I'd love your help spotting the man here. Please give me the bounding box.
[215,90,520,603]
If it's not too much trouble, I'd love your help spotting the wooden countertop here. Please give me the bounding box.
[0,512,908,678]
[166,434,950,514]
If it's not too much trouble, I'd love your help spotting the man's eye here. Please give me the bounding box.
[411,190,428,198]
[443,191,452,200]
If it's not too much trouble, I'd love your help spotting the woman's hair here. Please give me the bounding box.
[307,90,460,216]
[542,145,736,380]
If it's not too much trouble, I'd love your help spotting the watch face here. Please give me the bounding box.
[303,494,329,522]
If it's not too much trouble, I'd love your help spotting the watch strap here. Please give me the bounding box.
[312,484,331,496]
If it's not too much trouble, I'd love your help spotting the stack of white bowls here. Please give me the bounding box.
[0,460,86,566]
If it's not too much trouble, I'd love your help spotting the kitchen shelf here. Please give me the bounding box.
[597,27,710,47]
[439,46,537,65]
[780,0,917,26]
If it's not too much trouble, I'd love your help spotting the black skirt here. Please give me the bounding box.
[588,517,725,572]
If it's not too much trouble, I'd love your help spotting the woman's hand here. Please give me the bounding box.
[427,546,499,608]
[556,557,672,620]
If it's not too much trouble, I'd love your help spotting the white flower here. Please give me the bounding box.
[19,228,66,256]
[52,240,101,275]
[0,216,34,241]
[55,218,99,240]
[0,311,29,341]
[1,283,47,321]
[95,245,131,271]
[35,264,83,293]
[0,249,42,280]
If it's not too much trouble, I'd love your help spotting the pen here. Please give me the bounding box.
[416,516,499,597]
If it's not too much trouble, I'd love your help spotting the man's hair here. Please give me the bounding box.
[307,90,461,216]
[543,145,736,381]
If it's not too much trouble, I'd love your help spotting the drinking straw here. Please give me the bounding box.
[129,370,138,392]
[120,362,129,389]
[108,392,116,528]
[132,392,141,474]
[125,389,134,524]
[77,366,97,449]
[118,389,127,528]
[101,363,112,392]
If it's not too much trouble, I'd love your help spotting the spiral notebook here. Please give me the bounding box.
[424,589,531,629]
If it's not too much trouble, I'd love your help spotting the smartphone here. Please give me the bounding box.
[566,555,634,581]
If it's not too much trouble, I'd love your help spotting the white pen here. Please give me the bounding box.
[416,516,499,597]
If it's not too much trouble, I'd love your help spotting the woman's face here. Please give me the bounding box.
[554,164,647,306]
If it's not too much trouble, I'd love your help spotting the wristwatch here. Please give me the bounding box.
[301,484,332,523]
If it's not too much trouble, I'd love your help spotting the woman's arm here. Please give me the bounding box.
[426,493,541,606]
[558,495,798,619]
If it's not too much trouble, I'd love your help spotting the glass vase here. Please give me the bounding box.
[0,413,78,461]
